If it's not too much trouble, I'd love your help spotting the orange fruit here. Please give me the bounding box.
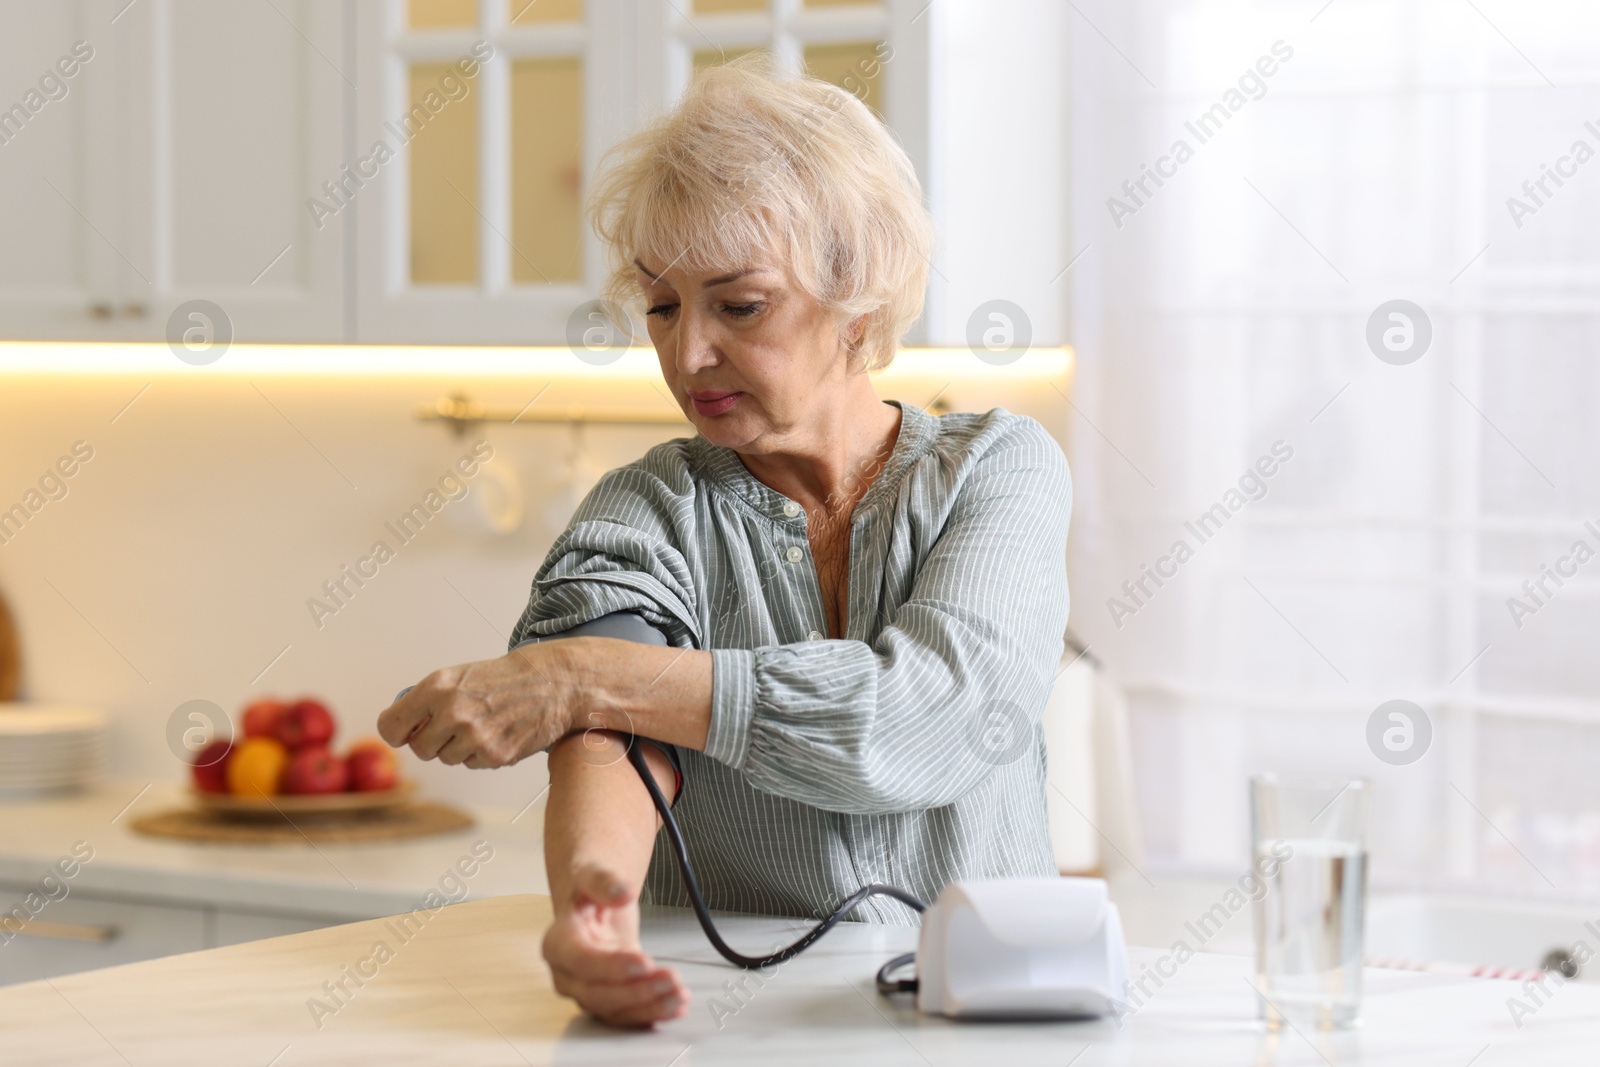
[227,737,289,798]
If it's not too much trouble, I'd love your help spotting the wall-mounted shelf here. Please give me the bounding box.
[416,392,689,434]
[413,389,959,435]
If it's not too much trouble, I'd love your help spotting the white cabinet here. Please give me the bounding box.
[349,0,1066,347]
[350,0,604,343]
[0,2,118,338]
[0,0,347,342]
[0,887,208,985]
[0,882,351,986]
[0,0,1065,347]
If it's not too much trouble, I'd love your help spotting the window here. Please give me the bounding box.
[1069,0,1600,900]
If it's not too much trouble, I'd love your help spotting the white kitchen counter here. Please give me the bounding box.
[2,893,1594,1065]
[0,776,547,920]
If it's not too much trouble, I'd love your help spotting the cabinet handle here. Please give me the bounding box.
[7,919,119,943]
[88,302,115,320]
[121,303,148,319]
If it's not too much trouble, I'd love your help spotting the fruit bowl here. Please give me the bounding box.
[188,780,416,819]
[189,694,408,816]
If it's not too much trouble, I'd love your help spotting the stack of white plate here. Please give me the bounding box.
[0,704,107,794]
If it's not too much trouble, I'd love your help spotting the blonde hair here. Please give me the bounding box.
[587,52,933,371]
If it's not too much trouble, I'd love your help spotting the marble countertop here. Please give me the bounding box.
[0,777,547,919]
[3,893,1595,1065]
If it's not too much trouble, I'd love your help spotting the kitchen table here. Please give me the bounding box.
[2,893,1595,1065]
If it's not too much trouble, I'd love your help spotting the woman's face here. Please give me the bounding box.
[634,257,858,454]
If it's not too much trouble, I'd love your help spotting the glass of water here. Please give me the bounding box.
[1250,775,1370,1030]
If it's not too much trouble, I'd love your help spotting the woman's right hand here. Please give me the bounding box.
[541,862,690,1027]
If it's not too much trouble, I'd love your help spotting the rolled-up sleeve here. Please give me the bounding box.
[509,462,702,652]
[705,420,1072,815]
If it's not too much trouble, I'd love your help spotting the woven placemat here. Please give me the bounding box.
[128,801,475,844]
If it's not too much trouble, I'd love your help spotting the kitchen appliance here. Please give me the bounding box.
[914,878,1128,1018]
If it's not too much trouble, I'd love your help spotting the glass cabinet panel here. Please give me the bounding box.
[408,63,480,284]
[693,0,766,13]
[508,0,582,24]
[692,45,759,74]
[409,0,476,29]
[803,41,885,115]
[511,57,584,283]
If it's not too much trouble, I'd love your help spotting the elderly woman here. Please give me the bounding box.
[379,58,1071,1027]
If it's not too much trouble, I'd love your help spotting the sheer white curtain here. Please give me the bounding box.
[1065,0,1600,899]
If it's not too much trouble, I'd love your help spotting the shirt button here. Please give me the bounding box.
[784,545,804,564]
[807,630,824,641]
[782,501,801,518]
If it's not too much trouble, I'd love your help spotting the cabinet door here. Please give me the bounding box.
[353,0,621,344]
[0,1,121,337]
[0,0,348,342]
[0,886,208,986]
[116,0,348,342]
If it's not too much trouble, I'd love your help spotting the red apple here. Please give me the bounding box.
[241,699,288,739]
[191,740,234,794]
[275,698,336,750]
[281,745,348,795]
[346,739,399,792]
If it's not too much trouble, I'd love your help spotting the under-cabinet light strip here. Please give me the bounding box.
[0,343,1073,382]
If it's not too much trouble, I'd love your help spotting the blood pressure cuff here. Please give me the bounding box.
[511,612,684,808]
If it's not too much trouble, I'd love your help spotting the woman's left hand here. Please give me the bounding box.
[377,644,578,768]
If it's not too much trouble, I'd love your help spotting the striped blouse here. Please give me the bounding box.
[509,401,1072,924]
